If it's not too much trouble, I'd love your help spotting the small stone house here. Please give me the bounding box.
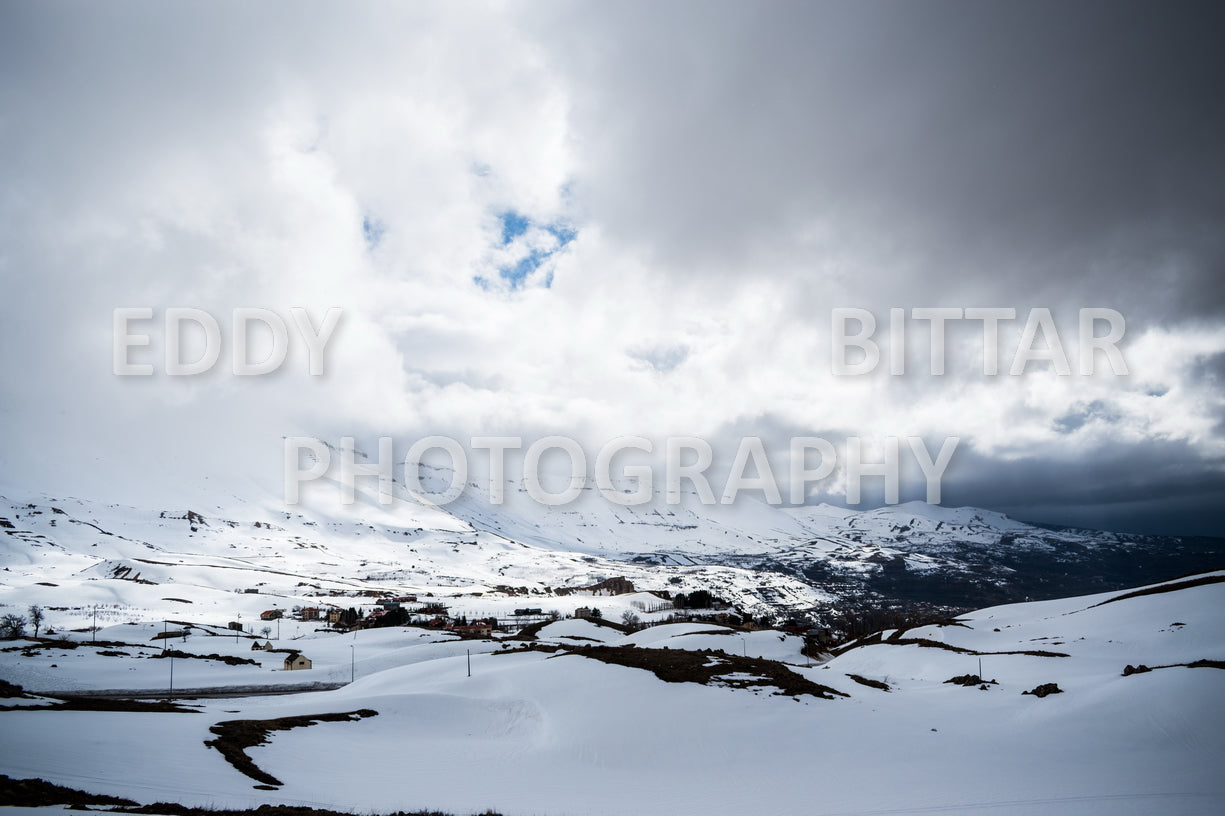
[250,640,274,651]
[283,653,312,670]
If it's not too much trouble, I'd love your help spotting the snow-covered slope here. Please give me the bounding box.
[1,573,1222,815]
[2,476,1221,634]
[0,488,829,630]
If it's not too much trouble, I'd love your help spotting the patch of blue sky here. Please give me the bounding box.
[362,215,386,250]
[499,211,531,245]
[546,222,577,246]
[500,252,541,287]
[484,209,578,291]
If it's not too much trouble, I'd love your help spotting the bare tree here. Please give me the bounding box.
[260,625,272,639]
[0,614,27,639]
[28,605,44,638]
[621,610,642,631]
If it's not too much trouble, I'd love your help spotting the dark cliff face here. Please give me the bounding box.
[851,534,1225,609]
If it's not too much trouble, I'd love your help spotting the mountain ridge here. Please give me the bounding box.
[2,478,1221,632]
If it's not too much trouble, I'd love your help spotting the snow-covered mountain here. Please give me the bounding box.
[1,475,1220,631]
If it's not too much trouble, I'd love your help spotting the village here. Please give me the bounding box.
[225,576,835,672]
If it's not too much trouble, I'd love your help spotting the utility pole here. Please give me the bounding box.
[277,614,281,641]
[169,652,174,701]
[236,613,241,643]
[350,644,355,684]
[92,605,97,643]
[163,620,168,653]
[467,649,471,678]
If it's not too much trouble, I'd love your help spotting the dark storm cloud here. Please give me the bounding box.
[938,437,1225,537]
[523,0,1225,536]
[537,0,1225,321]
[1189,351,1225,439]
[1190,351,1225,386]
[694,413,1224,537]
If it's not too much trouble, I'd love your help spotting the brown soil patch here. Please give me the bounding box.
[846,674,890,691]
[832,635,1068,659]
[0,695,201,713]
[1123,658,1225,676]
[152,650,258,666]
[0,774,494,815]
[205,710,378,786]
[0,773,137,807]
[1022,682,1063,697]
[562,645,848,699]
[1093,574,1225,608]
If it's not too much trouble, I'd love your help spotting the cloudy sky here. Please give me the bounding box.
[2,0,1223,535]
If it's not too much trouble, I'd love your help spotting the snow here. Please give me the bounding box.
[534,619,621,643]
[1,473,1175,641]
[1,574,1222,815]
[2,483,1224,814]
[0,489,831,627]
[618,623,808,662]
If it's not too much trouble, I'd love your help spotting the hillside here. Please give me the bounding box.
[2,480,1221,636]
[1,573,1222,815]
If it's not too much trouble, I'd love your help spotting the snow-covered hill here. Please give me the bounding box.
[0,487,830,631]
[2,477,1221,633]
[1,572,1222,815]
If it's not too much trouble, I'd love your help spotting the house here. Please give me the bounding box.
[448,622,493,638]
[260,609,282,621]
[251,640,274,651]
[227,621,243,631]
[377,599,401,609]
[573,606,595,619]
[806,627,834,647]
[327,608,344,624]
[297,607,323,621]
[513,607,543,617]
[283,653,312,670]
